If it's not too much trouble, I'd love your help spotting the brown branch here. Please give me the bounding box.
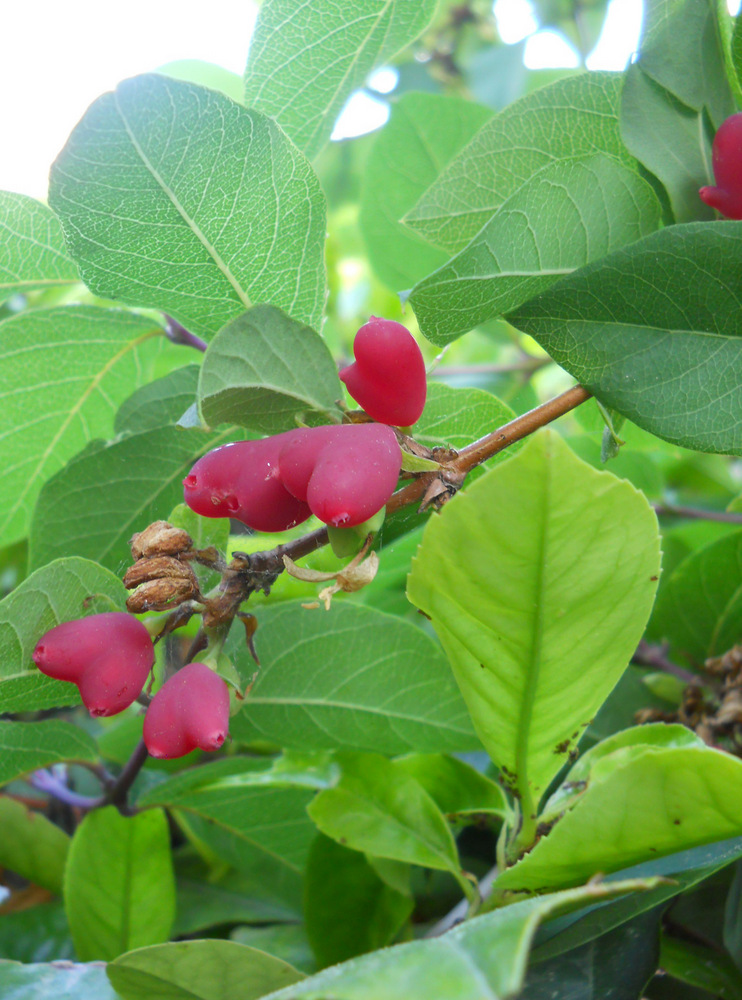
[632,640,698,685]
[653,504,742,526]
[106,739,149,812]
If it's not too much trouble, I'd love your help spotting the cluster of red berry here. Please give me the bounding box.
[699,112,742,219]
[32,612,229,759]
[183,317,427,533]
[30,319,427,761]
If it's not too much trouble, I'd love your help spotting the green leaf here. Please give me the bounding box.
[304,834,413,968]
[198,306,342,433]
[0,798,69,894]
[496,745,742,892]
[228,601,480,754]
[651,529,742,666]
[307,751,461,875]
[230,925,314,975]
[394,753,511,821]
[108,940,304,1000]
[734,15,742,89]
[410,155,662,345]
[407,431,660,809]
[115,365,200,435]
[137,758,316,909]
[0,720,98,787]
[0,305,163,546]
[638,0,735,125]
[0,191,79,304]
[416,382,516,459]
[49,74,327,339]
[0,960,118,1000]
[660,931,742,999]
[0,900,73,963]
[258,880,662,1000]
[404,72,635,255]
[508,222,742,455]
[359,92,492,292]
[619,64,713,224]
[0,557,127,712]
[244,0,438,161]
[158,59,245,104]
[28,425,233,573]
[65,806,175,961]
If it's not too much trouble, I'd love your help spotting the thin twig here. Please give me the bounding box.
[425,865,500,938]
[653,504,742,526]
[632,640,698,685]
[107,739,149,810]
[30,770,103,811]
[164,315,208,353]
[432,356,551,377]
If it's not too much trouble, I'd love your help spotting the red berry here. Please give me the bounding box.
[32,612,154,717]
[183,433,311,532]
[339,317,427,426]
[699,112,742,219]
[143,662,230,759]
[279,423,400,528]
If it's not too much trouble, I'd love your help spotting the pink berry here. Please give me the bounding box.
[278,423,401,528]
[699,112,742,219]
[32,612,154,717]
[143,662,230,759]
[183,433,311,532]
[339,317,427,426]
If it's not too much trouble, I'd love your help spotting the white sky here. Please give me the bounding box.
[2,0,734,199]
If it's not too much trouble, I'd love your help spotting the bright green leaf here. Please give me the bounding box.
[0,557,127,712]
[0,191,79,304]
[404,72,635,255]
[304,834,413,968]
[49,74,327,339]
[508,222,742,455]
[0,721,98,787]
[259,880,662,1000]
[230,925,314,975]
[651,529,742,666]
[115,365,200,435]
[244,0,438,160]
[359,92,492,292]
[410,155,662,345]
[107,939,303,1000]
[407,431,660,809]
[0,306,163,547]
[228,601,480,754]
[496,745,742,892]
[158,59,245,104]
[307,751,461,875]
[394,754,511,821]
[28,425,233,573]
[0,798,69,894]
[0,960,117,1000]
[65,806,175,961]
[198,306,342,433]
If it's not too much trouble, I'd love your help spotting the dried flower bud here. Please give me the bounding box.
[123,556,197,591]
[130,521,193,560]
[126,577,199,614]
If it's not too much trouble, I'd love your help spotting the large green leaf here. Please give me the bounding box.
[508,222,742,455]
[258,880,661,1000]
[307,752,461,875]
[407,431,660,811]
[198,306,342,433]
[394,753,511,821]
[410,154,662,345]
[404,72,635,255]
[0,960,117,1000]
[651,529,742,666]
[228,601,480,754]
[138,758,316,908]
[359,92,492,292]
[244,0,438,161]
[0,900,73,963]
[108,940,303,1000]
[0,557,127,712]
[0,798,69,894]
[28,425,232,573]
[115,365,200,435]
[0,306,163,547]
[0,721,98,787]
[0,191,79,304]
[49,74,326,339]
[65,806,175,961]
[304,834,412,968]
[496,745,742,892]
[620,64,714,224]
[637,0,734,125]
